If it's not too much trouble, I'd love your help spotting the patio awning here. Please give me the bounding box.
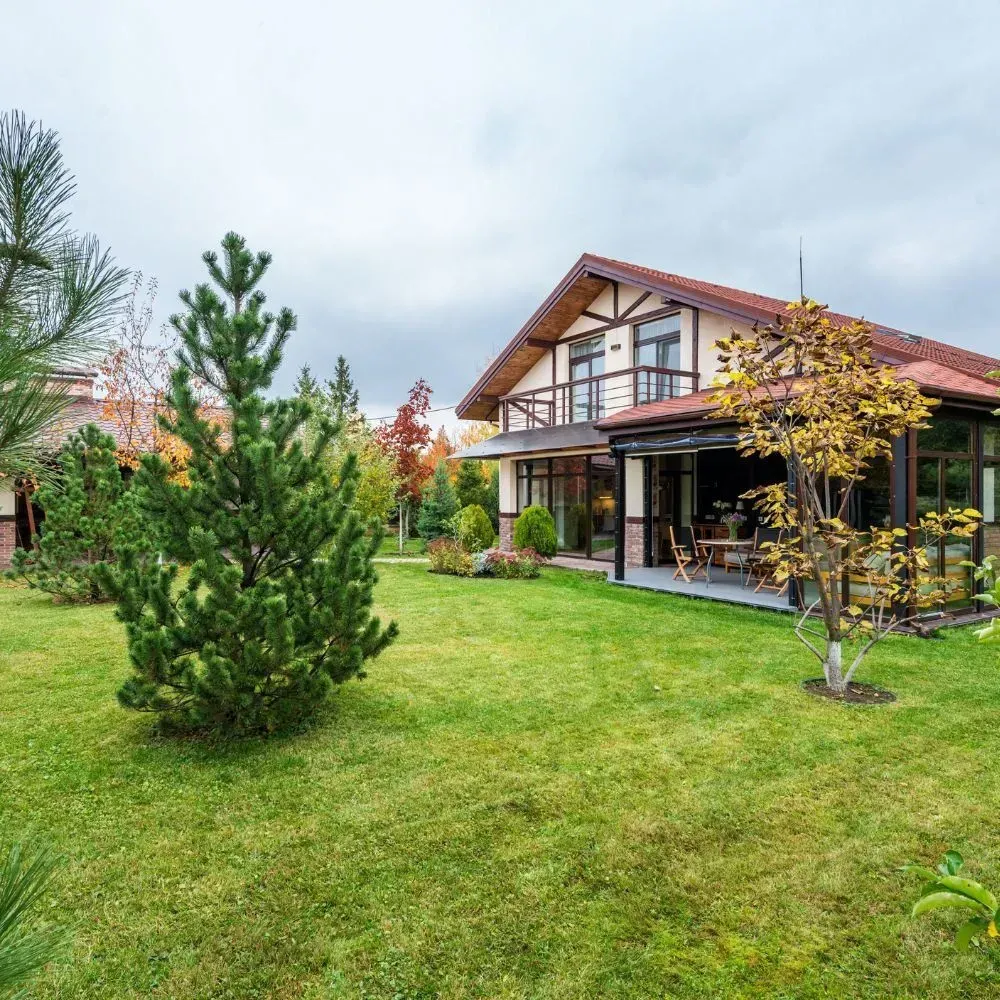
[610,432,745,456]
[450,420,608,460]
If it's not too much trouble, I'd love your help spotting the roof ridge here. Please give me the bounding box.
[583,252,1000,376]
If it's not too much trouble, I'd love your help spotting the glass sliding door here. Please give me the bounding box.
[916,418,975,610]
[551,457,587,555]
[590,455,616,561]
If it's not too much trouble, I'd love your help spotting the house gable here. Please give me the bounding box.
[457,253,1000,423]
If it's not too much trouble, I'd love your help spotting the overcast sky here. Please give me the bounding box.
[6,0,999,426]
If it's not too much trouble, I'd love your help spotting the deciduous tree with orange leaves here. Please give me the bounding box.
[374,378,433,552]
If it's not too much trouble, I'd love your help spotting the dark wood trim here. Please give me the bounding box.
[975,419,985,583]
[525,337,554,350]
[691,309,700,388]
[0,514,14,522]
[581,310,614,324]
[642,456,653,567]
[614,451,626,580]
[612,281,619,320]
[624,515,646,524]
[499,511,517,520]
[557,305,684,346]
[618,290,651,323]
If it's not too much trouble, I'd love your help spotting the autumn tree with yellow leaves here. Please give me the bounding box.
[710,300,980,694]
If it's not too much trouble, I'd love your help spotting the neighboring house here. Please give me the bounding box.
[0,367,156,568]
[454,253,1000,618]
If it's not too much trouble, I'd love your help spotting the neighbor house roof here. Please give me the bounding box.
[596,359,1000,431]
[457,253,1000,421]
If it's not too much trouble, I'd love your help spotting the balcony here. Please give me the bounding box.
[499,365,699,432]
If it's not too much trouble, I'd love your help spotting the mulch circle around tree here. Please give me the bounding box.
[801,679,897,705]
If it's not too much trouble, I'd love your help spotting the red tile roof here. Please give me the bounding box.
[586,254,1000,378]
[596,359,1000,431]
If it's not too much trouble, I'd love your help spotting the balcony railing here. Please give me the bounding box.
[500,365,699,432]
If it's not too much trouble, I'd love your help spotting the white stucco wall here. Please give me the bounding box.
[696,313,755,385]
[625,457,644,517]
[0,487,14,517]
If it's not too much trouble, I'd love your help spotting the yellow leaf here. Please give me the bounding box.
[989,921,998,938]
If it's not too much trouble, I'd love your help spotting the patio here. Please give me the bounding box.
[608,566,794,612]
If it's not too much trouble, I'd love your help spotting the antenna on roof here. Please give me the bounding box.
[798,236,804,302]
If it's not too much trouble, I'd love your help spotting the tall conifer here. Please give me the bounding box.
[98,233,397,734]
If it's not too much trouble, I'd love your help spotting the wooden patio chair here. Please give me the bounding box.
[690,526,711,568]
[670,525,705,583]
[748,529,788,595]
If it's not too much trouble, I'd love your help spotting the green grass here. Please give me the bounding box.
[2,564,1000,998]
[376,535,425,557]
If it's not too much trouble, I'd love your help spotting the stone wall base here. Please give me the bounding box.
[499,513,515,552]
[0,519,15,570]
[625,518,645,568]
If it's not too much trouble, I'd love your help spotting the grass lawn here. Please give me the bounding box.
[2,565,1000,998]
[376,535,425,557]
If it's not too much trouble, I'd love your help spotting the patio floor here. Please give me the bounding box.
[608,566,795,612]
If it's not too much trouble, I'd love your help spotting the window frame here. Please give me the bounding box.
[632,313,682,369]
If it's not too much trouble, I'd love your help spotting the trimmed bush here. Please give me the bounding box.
[427,538,474,576]
[455,504,494,552]
[513,505,557,558]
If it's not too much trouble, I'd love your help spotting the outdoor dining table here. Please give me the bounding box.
[698,538,755,585]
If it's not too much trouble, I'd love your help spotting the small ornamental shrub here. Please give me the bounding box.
[11,424,147,603]
[455,504,494,552]
[484,547,543,579]
[427,538,474,576]
[513,505,557,558]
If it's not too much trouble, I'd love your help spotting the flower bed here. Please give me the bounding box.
[428,539,543,579]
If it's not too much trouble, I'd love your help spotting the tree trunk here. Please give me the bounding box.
[398,501,404,555]
[824,639,845,692]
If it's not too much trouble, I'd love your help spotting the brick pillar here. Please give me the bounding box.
[0,518,15,570]
[625,517,645,568]
[499,512,515,552]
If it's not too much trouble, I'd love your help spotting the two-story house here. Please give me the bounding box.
[454,253,1000,616]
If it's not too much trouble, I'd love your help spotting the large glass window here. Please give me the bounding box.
[915,418,974,610]
[569,337,604,422]
[918,418,971,453]
[590,455,616,561]
[515,456,616,561]
[634,315,681,403]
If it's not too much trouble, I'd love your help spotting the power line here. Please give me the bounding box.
[366,403,460,423]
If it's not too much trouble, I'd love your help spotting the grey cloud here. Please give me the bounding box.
[3,0,998,423]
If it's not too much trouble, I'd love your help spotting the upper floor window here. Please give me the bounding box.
[569,335,605,422]
[633,314,681,370]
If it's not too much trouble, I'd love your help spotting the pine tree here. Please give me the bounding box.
[454,459,491,511]
[11,424,146,603]
[325,354,360,417]
[97,233,398,735]
[416,461,458,541]
[294,363,320,401]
